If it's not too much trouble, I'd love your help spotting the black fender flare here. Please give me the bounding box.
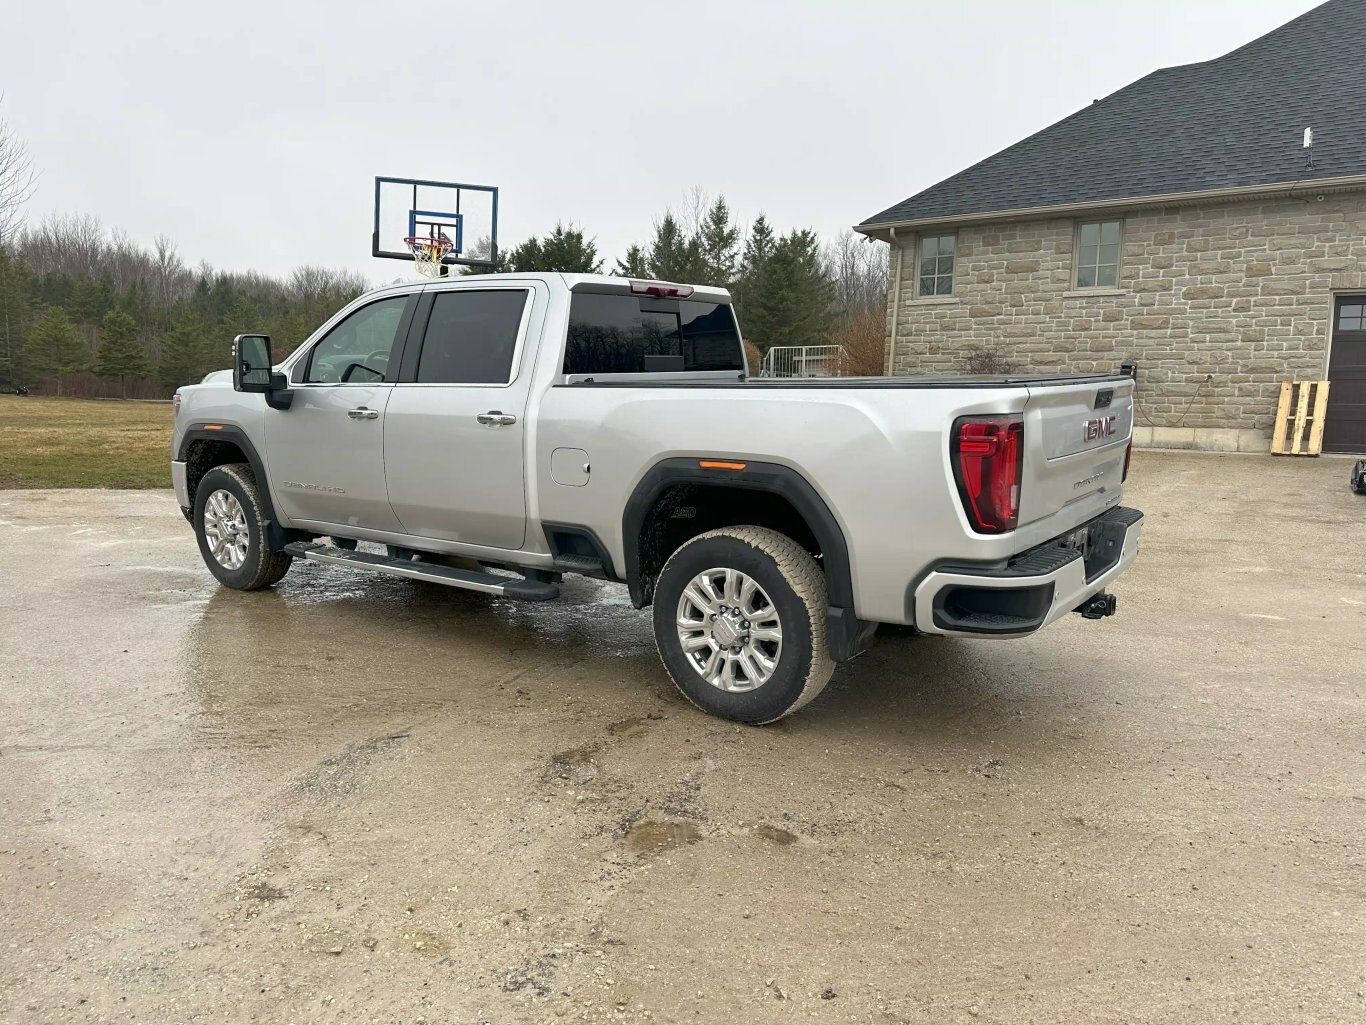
[621,458,871,661]
[178,424,288,551]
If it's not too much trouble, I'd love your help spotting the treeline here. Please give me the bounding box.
[467,191,888,371]
[0,196,888,399]
[0,215,367,398]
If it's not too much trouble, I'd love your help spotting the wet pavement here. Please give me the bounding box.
[1,452,1362,1024]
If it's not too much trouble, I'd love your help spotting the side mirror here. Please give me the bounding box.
[233,334,274,392]
[232,334,293,409]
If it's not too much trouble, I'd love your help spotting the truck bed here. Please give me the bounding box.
[566,373,1131,389]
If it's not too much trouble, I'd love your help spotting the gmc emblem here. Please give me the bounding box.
[1083,415,1117,441]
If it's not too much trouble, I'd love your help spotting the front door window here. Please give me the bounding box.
[303,296,410,384]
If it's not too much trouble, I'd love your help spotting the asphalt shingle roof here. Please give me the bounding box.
[860,0,1366,227]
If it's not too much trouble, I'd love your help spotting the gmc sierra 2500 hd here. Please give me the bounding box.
[172,273,1143,723]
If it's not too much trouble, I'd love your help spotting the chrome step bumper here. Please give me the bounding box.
[911,506,1144,636]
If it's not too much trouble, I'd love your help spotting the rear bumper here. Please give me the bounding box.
[912,505,1144,637]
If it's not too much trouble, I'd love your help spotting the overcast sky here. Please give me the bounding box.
[7,0,1321,282]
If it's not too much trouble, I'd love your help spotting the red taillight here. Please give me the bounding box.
[951,415,1024,533]
[1123,439,1132,481]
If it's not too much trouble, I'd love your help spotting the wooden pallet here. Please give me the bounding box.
[1271,380,1331,455]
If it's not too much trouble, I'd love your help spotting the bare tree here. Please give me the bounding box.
[0,97,38,245]
[153,234,191,315]
[105,227,155,292]
[288,264,368,301]
[20,213,105,278]
[679,185,709,237]
[825,231,889,320]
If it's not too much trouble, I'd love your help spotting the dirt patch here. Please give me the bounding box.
[290,732,409,801]
[240,881,287,902]
[625,817,703,856]
[606,712,663,737]
[754,824,798,845]
[550,744,596,766]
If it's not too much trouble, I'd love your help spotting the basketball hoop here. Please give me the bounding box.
[404,234,454,278]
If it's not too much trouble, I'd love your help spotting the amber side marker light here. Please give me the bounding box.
[699,460,747,471]
[203,424,224,431]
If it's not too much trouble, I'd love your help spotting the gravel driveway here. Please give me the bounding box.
[1,452,1361,1024]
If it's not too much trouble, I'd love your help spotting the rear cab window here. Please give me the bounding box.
[415,289,529,384]
[564,292,744,376]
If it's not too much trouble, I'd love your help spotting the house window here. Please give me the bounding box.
[1076,220,1121,288]
[917,235,955,296]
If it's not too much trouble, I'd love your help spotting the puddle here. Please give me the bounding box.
[625,818,703,855]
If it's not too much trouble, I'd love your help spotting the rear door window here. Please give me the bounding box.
[564,293,743,375]
[415,290,529,384]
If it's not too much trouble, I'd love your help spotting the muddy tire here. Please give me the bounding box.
[193,463,293,591]
[652,526,835,724]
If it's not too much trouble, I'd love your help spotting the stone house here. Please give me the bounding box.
[856,0,1365,453]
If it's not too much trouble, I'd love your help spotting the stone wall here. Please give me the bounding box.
[884,191,1366,448]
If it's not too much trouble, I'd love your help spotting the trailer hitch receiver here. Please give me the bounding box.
[1075,592,1117,620]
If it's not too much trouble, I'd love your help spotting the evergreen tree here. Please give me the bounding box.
[535,223,603,273]
[732,214,777,324]
[71,276,114,326]
[498,224,603,274]
[614,244,650,278]
[158,318,209,387]
[221,294,258,338]
[121,278,155,331]
[506,236,545,272]
[28,305,90,393]
[697,197,740,287]
[646,213,705,282]
[739,229,836,353]
[273,309,312,360]
[95,308,148,397]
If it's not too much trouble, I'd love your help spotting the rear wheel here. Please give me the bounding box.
[193,463,293,590]
[652,526,835,724]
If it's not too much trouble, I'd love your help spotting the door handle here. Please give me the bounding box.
[476,411,517,426]
[347,407,379,420]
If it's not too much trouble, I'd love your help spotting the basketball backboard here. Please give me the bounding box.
[372,176,499,271]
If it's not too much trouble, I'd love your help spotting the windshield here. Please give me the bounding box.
[564,292,744,375]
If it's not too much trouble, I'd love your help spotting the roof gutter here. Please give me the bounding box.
[853,172,1366,240]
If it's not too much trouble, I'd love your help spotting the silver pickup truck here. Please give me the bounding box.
[171,273,1143,723]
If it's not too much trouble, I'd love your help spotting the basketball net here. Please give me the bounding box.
[404,234,454,279]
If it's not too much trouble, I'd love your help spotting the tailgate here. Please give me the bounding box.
[1014,378,1133,551]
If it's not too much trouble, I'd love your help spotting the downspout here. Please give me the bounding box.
[884,227,903,377]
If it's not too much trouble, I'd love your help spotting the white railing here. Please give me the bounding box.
[760,345,847,378]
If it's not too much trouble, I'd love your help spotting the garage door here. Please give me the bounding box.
[1324,295,1366,454]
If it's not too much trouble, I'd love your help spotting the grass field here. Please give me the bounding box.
[0,395,173,489]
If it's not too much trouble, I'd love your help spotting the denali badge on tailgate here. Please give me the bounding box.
[1083,415,1117,441]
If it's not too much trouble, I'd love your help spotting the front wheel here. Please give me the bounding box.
[652,526,836,724]
[193,463,293,590]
